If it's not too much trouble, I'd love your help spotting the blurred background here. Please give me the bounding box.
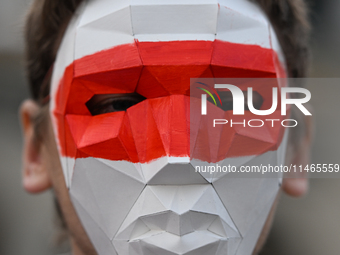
[0,0,339,254]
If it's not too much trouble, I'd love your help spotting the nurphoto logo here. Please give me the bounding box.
[199,84,312,128]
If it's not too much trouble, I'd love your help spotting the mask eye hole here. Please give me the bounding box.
[86,93,146,116]
[207,91,263,111]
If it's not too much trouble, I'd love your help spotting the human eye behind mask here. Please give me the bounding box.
[86,93,146,115]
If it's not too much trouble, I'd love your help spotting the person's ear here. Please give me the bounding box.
[282,108,314,197]
[20,99,52,193]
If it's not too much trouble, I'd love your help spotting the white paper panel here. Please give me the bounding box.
[78,0,131,27]
[218,0,269,25]
[72,157,145,239]
[71,196,118,255]
[75,6,134,59]
[216,5,270,48]
[131,3,218,35]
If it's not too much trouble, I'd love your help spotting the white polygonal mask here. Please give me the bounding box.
[50,0,288,254]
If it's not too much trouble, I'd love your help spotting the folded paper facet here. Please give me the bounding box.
[113,185,241,255]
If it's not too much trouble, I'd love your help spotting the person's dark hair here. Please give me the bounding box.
[24,0,83,103]
[254,0,310,78]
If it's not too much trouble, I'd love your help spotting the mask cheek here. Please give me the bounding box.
[211,158,282,253]
[191,112,287,253]
[69,157,145,252]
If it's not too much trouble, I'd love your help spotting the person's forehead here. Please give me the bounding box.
[50,0,284,97]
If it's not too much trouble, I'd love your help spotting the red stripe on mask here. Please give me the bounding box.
[53,40,285,163]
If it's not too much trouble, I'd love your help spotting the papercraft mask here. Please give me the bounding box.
[50,0,288,254]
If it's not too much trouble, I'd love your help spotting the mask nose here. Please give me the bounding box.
[127,95,191,163]
[127,95,208,184]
